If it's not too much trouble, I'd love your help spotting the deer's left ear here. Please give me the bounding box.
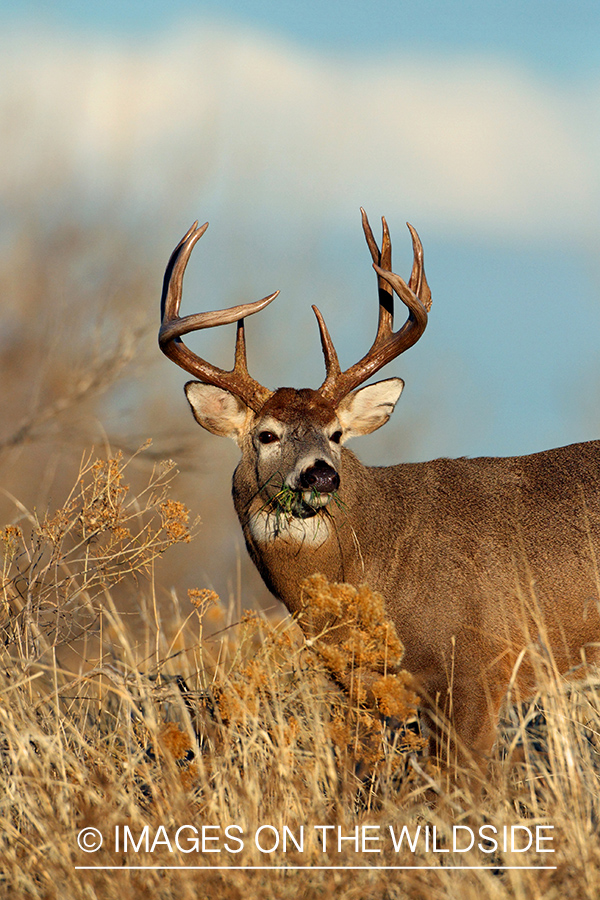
[336,377,404,438]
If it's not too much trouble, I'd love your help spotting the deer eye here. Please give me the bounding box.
[330,430,343,444]
[258,430,279,445]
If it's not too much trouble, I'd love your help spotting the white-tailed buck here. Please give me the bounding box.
[159,211,600,767]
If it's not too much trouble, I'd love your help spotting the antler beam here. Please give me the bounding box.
[159,221,278,412]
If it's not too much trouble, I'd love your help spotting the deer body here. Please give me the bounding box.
[230,397,600,756]
[159,212,600,764]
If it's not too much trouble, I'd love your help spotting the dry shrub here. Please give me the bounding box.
[192,589,425,824]
[0,444,197,660]
[293,573,424,772]
[299,574,415,703]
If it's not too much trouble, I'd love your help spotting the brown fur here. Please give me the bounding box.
[259,388,337,426]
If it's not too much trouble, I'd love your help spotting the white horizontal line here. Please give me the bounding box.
[74,865,557,871]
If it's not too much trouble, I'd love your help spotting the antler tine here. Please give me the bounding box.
[317,210,431,406]
[159,221,279,412]
[160,220,208,332]
[406,222,432,313]
[311,304,342,382]
[362,209,394,344]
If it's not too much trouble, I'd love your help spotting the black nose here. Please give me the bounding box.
[299,460,340,493]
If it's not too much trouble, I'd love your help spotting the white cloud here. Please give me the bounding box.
[1,24,597,239]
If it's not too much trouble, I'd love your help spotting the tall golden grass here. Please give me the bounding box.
[0,448,599,899]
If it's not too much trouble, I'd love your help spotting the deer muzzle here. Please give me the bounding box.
[273,459,340,519]
[299,460,340,499]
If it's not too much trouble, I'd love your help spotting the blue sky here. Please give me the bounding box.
[4,0,599,79]
[1,1,599,463]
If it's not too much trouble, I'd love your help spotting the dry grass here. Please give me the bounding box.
[0,450,599,899]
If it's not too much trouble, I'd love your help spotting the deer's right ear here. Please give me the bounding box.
[185,382,252,442]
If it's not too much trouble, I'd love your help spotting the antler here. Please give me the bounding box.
[159,221,279,412]
[315,209,432,406]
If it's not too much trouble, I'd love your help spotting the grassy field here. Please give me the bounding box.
[0,448,599,900]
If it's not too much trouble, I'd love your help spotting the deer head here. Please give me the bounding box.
[159,211,431,524]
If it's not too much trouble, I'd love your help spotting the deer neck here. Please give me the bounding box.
[232,448,375,614]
